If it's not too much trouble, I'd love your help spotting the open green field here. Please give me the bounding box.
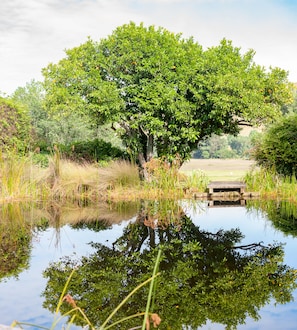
[180,159,256,181]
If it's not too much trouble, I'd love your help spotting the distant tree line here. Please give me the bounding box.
[192,131,259,159]
[5,80,126,164]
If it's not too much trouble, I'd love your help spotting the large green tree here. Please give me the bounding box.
[43,22,292,174]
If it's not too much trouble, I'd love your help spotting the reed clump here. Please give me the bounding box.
[46,157,102,200]
[97,160,141,190]
[244,167,297,202]
[142,158,209,199]
[0,151,46,202]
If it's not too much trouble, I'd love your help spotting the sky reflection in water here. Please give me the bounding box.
[192,204,297,330]
[0,202,296,329]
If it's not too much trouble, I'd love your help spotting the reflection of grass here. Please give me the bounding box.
[0,203,32,280]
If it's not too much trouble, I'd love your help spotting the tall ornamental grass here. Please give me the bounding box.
[46,157,101,200]
[142,158,209,198]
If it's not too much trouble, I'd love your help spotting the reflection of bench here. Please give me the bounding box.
[208,199,246,207]
[208,181,246,195]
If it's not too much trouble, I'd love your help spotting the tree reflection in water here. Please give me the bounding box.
[0,204,33,281]
[42,200,297,330]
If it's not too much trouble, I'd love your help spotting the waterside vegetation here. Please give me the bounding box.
[0,151,209,204]
[1,150,297,205]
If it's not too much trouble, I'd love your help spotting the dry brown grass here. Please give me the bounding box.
[43,158,140,201]
[97,160,140,190]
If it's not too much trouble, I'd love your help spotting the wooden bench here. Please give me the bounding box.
[207,181,246,195]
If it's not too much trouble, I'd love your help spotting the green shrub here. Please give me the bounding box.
[31,153,50,167]
[62,139,128,163]
[0,97,31,152]
[252,114,297,176]
[30,139,128,164]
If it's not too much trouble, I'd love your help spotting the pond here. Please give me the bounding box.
[0,199,296,329]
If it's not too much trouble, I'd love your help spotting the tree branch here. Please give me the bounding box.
[232,242,265,250]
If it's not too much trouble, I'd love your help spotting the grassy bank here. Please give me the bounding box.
[1,153,297,204]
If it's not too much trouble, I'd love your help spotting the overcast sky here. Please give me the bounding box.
[1,0,297,95]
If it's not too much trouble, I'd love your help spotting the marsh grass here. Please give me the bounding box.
[144,158,181,191]
[0,153,141,202]
[182,169,210,192]
[244,167,297,201]
[6,151,297,203]
[244,167,279,193]
[97,160,140,190]
[49,158,141,200]
[41,155,209,202]
[47,158,101,200]
[142,158,209,199]
[0,152,45,201]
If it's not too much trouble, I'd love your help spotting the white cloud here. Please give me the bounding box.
[0,0,296,95]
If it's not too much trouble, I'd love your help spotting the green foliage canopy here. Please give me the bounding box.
[281,84,297,115]
[43,22,293,169]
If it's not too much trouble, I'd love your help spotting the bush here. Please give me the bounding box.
[252,114,297,176]
[61,139,128,163]
[29,139,128,167]
[0,97,31,151]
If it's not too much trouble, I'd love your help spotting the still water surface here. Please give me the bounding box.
[0,201,296,329]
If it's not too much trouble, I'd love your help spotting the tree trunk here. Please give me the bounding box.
[138,133,154,181]
[138,152,150,181]
[147,134,154,162]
